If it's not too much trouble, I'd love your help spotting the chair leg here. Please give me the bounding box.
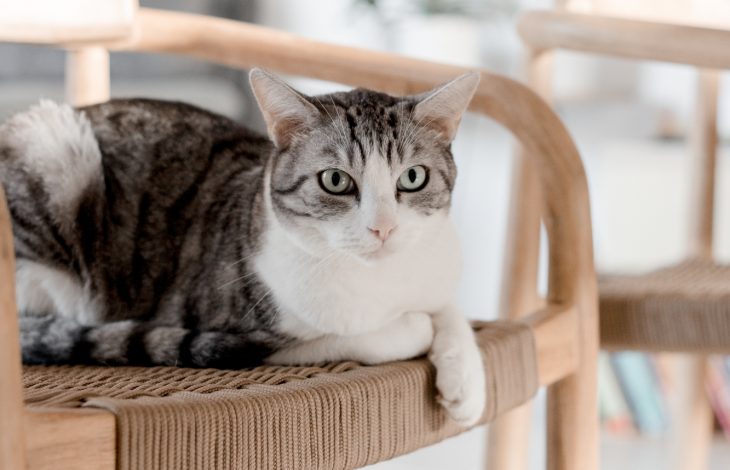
[546,289,599,470]
[65,47,110,106]
[670,355,713,470]
[485,150,542,470]
[487,403,533,470]
[687,69,719,260]
[0,188,26,470]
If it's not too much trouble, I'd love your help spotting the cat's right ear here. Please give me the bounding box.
[249,68,320,149]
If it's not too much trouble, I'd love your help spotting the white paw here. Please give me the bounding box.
[429,332,486,427]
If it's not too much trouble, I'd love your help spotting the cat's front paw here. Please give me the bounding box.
[429,333,486,426]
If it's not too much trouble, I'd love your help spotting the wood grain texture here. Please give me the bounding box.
[0,186,26,470]
[519,11,730,70]
[25,409,116,470]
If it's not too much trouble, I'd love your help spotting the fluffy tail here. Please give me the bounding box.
[20,315,274,368]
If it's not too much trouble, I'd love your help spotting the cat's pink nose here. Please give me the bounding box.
[369,225,396,242]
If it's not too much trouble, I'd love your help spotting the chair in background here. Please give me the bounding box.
[489,1,730,470]
[0,4,599,470]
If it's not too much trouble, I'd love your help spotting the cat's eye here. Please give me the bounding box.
[397,165,428,192]
[319,169,356,195]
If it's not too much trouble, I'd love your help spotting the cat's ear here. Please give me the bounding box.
[413,72,480,143]
[249,68,320,149]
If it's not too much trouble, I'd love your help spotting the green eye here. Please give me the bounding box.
[319,169,355,195]
[397,165,428,192]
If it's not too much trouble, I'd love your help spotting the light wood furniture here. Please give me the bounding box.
[0,6,599,470]
[490,5,730,470]
[0,0,136,107]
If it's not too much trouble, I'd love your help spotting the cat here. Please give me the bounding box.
[0,69,485,425]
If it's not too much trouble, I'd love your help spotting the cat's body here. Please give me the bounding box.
[1,70,486,425]
[5,99,287,367]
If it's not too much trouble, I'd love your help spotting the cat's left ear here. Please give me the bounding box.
[249,68,320,149]
[413,72,480,143]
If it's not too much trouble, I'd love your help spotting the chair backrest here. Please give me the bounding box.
[540,0,726,260]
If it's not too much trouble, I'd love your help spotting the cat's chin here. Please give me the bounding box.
[355,244,396,264]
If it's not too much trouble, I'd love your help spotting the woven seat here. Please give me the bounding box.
[599,260,730,352]
[23,321,538,470]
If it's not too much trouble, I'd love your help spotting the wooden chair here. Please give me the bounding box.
[0,6,599,470]
[489,2,730,470]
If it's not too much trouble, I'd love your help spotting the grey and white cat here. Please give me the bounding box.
[0,69,485,425]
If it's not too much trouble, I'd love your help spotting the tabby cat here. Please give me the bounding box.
[0,69,485,425]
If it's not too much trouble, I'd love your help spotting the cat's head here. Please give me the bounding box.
[250,68,478,262]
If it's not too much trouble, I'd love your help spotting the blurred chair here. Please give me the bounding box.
[0,4,599,470]
[488,2,730,470]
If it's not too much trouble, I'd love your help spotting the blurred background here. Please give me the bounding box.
[2,0,730,468]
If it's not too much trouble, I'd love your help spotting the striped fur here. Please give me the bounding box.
[2,70,479,375]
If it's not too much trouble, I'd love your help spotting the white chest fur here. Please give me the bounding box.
[254,216,462,340]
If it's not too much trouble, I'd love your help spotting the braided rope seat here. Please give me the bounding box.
[23,321,538,470]
[600,260,730,352]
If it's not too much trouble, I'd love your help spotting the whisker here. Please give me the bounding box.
[225,252,257,269]
[217,270,259,290]
[243,288,273,317]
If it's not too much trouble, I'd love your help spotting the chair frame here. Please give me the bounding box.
[492,8,730,470]
[0,8,599,470]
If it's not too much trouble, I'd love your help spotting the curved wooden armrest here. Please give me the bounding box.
[519,10,730,70]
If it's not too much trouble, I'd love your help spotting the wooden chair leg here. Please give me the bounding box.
[546,288,599,470]
[0,187,26,470]
[687,69,719,260]
[487,403,534,470]
[65,46,110,106]
[670,355,713,470]
[486,150,542,470]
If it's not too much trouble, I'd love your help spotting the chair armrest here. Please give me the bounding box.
[518,10,730,70]
[0,185,26,469]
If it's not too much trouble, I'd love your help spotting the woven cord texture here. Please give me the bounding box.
[600,260,730,352]
[24,321,538,470]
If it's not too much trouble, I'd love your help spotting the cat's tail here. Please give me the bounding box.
[20,315,274,368]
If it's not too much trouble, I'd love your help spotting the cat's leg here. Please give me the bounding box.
[266,311,433,366]
[428,305,486,426]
